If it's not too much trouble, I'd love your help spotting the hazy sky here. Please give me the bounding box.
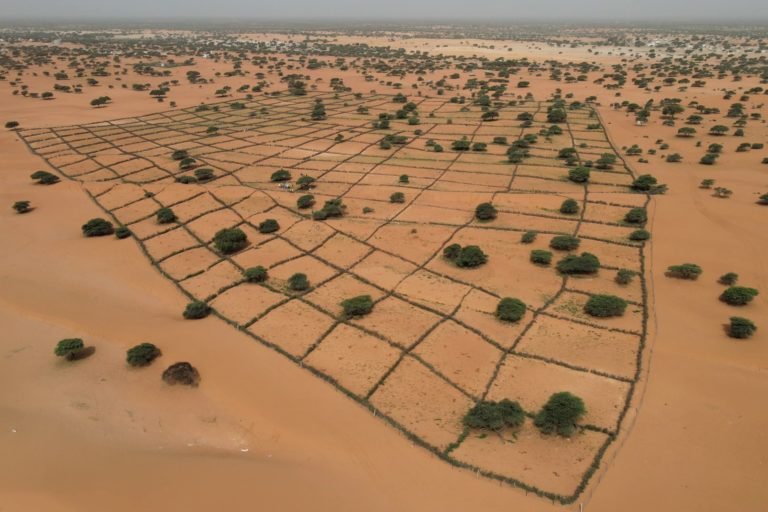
[2,0,767,22]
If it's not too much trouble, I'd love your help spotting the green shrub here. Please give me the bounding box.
[271,169,291,182]
[557,252,600,274]
[720,286,759,306]
[244,266,268,283]
[297,194,315,209]
[194,168,214,181]
[521,231,537,244]
[629,229,650,241]
[296,175,316,190]
[126,343,161,367]
[443,243,462,261]
[496,298,527,322]
[288,273,310,291]
[54,338,85,360]
[171,149,188,161]
[475,202,498,221]
[631,174,659,192]
[666,263,702,280]
[728,317,757,339]
[399,174,409,184]
[156,207,177,224]
[550,235,580,251]
[340,295,374,317]
[718,273,738,286]
[585,294,628,317]
[115,226,131,239]
[534,392,586,437]
[162,362,200,387]
[82,218,114,237]
[559,198,579,215]
[624,208,647,224]
[213,227,247,254]
[31,170,60,185]
[567,167,590,183]
[615,269,636,285]
[758,193,768,205]
[183,301,211,319]
[530,250,552,266]
[463,399,525,431]
[12,200,31,213]
[312,198,346,220]
[258,218,280,234]
[456,246,488,268]
[390,192,406,203]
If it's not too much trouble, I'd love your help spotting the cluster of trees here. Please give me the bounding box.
[443,244,488,268]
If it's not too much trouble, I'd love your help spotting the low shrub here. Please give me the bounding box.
[530,249,552,266]
[720,286,759,306]
[54,338,85,360]
[624,208,647,224]
[550,235,580,251]
[399,174,409,184]
[556,252,600,275]
[567,167,590,183]
[31,170,60,185]
[463,399,525,431]
[475,202,497,221]
[496,298,527,322]
[213,227,247,254]
[718,273,738,286]
[115,226,131,239]
[615,269,636,285]
[258,218,280,234]
[390,192,406,203]
[521,231,537,244]
[194,168,215,181]
[340,295,374,317]
[288,273,310,292]
[296,175,316,190]
[312,198,346,220]
[666,263,702,280]
[156,207,177,224]
[271,169,291,182]
[757,193,768,205]
[456,245,488,268]
[162,362,200,387]
[585,294,628,317]
[534,391,586,437]
[82,218,114,237]
[559,198,579,215]
[297,194,315,209]
[629,229,650,241]
[183,301,211,319]
[443,243,462,261]
[126,342,161,367]
[728,317,757,339]
[244,266,268,283]
[12,200,31,213]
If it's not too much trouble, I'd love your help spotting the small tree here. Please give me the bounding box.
[559,198,579,215]
[550,235,580,251]
[718,273,738,286]
[31,170,60,185]
[521,231,537,244]
[297,194,315,209]
[126,343,161,367]
[720,287,759,306]
[585,294,628,317]
[244,266,268,283]
[156,207,177,224]
[115,226,131,239]
[475,202,498,221]
[624,208,647,224]
[463,399,525,431]
[615,269,635,285]
[162,362,200,387]
[54,338,85,361]
[629,229,650,241]
[557,253,600,275]
[12,200,31,213]
[183,301,211,319]
[296,175,316,190]
[456,246,488,268]
[530,249,553,266]
[213,228,247,254]
[258,219,280,234]
[194,168,214,181]
[288,273,310,291]
[568,167,590,183]
[271,169,291,182]
[390,192,406,204]
[399,174,409,184]
[171,149,188,161]
[534,392,586,437]
[666,263,702,280]
[496,298,527,323]
[728,317,757,339]
[340,295,374,317]
[82,218,114,237]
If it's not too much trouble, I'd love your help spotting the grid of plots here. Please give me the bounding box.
[20,91,650,503]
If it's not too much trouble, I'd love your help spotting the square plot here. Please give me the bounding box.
[488,355,630,431]
[249,299,336,357]
[350,250,417,290]
[413,320,502,397]
[231,237,302,270]
[546,291,643,334]
[313,233,372,269]
[304,324,401,397]
[211,282,287,325]
[351,296,442,349]
[112,198,159,225]
[268,255,340,291]
[370,357,473,450]
[304,273,385,317]
[186,209,244,242]
[180,260,242,300]
[396,269,471,315]
[159,246,220,281]
[369,224,457,266]
[454,289,531,349]
[171,193,223,221]
[281,219,337,252]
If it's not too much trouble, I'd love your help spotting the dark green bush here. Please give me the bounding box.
[720,286,759,306]
[559,198,579,215]
[340,295,374,317]
[390,192,406,203]
[171,149,189,161]
[271,169,291,182]
[568,167,590,183]
[297,194,315,209]
[475,202,497,221]
[156,207,177,224]
[631,174,659,192]
[296,175,316,190]
[31,170,60,185]
[244,266,268,283]
[288,273,310,292]
[82,218,114,237]
[666,263,702,280]
[213,228,248,254]
[258,218,280,234]
[530,249,553,266]
[624,208,647,224]
[629,229,651,241]
[194,168,215,181]
[456,246,488,268]
[463,399,525,431]
[443,243,461,261]
[728,317,757,339]
[550,235,580,251]
[12,200,31,213]
[115,226,131,239]
[557,252,600,275]
[758,193,768,205]
[399,174,409,184]
[496,298,527,322]
[183,301,211,319]
[615,269,635,285]
[126,343,161,367]
[312,198,346,220]
[534,391,586,437]
[521,231,537,244]
[585,294,628,317]
[54,338,85,360]
[718,273,738,286]
[162,362,200,387]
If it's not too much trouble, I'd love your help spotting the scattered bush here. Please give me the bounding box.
[585,294,628,317]
[463,399,525,431]
[270,169,291,182]
[568,167,590,183]
[297,194,315,209]
[194,168,214,181]
[340,295,374,317]
[556,252,600,275]
[288,273,310,292]
[718,273,738,286]
[54,338,85,360]
[156,207,177,224]
[183,301,211,319]
[666,263,702,280]
[244,266,268,283]
[720,286,759,306]
[126,343,161,367]
[312,198,346,220]
[390,192,406,203]
[496,298,527,323]
[213,227,247,254]
[629,229,650,241]
[296,175,316,190]
[31,170,60,185]
[258,218,280,234]
[550,235,580,251]
[521,231,537,244]
[615,269,636,285]
[534,391,586,437]
[171,149,188,161]
[530,249,553,266]
[475,202,498,221]
[624,208,647,224]
[559,198,579,215]
[455,245,488,268]
[399,174,409,184]
[12,200,31,213]
[115,226,131,239]
[728,317,757,339]
[162,362,200,387]
[81,218,114,237]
